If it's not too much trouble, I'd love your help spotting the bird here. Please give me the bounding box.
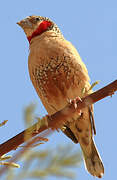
[17,15,104,178]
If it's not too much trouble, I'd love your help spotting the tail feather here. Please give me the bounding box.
[81,138,104,178]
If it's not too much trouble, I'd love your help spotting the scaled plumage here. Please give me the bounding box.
[17,15,104,178]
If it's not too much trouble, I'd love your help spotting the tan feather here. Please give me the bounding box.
[18,16,104,178]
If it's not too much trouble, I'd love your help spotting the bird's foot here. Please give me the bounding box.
[69,97,82,115]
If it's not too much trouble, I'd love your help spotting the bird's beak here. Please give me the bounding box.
[17,18,33,28]
[17,21,21,26]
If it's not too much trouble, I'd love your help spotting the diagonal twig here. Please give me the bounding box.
[0,80,117,157]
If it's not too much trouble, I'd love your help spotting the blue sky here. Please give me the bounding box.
[0,0,117,179]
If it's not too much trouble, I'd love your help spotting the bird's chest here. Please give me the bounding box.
[30,55,71,95]
[28,37,87,112]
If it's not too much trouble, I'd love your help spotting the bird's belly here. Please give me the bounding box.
[33,67,86,115]
[29,54,90,115]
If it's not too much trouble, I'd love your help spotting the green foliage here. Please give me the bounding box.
[6,145,82,180]
[1,104,82,179]
[0,154,20,169]
[0,120,8,127]
[88,80,100,91]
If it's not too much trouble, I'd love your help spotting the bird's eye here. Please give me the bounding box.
[35,17,40,21]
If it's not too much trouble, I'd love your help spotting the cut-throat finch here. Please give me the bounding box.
[17,15,104,178]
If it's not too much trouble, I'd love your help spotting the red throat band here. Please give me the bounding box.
[28,21,52,43]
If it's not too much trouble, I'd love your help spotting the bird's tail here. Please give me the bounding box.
[80,138,104,178]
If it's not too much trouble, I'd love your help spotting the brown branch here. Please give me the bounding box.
[0,80,117,156]
[0,129,52,176]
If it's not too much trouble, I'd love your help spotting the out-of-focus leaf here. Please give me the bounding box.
[0,162,20,168]
[0,155,12,161]
[0,120,8,127]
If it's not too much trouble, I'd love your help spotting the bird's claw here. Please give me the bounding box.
[69,97,82,115]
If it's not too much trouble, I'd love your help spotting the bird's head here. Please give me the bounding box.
[17,15,61,43]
